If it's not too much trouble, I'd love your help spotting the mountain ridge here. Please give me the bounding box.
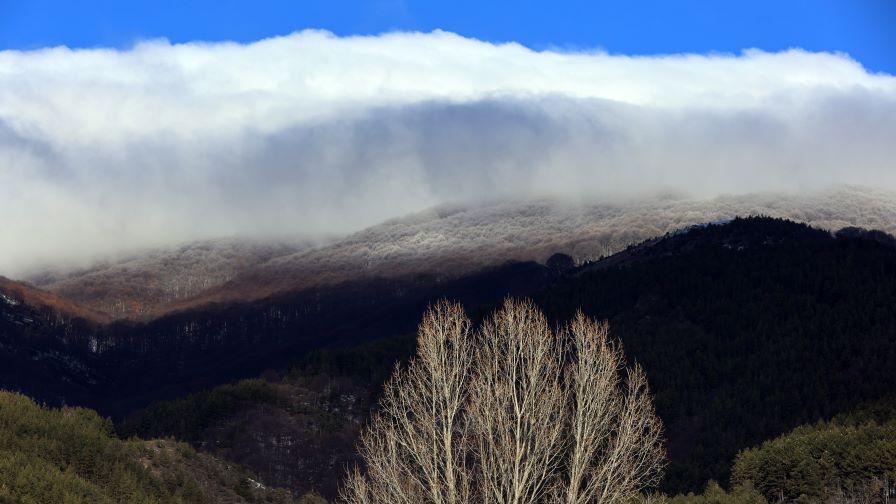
[14,186,896,324]
[141,186,896,318]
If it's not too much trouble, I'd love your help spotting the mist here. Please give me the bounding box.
[1,30,895,274]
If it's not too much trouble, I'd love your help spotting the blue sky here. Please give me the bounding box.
[1,0,893,73]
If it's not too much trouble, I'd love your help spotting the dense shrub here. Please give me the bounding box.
[0,390,295,503]
[732,399,896,503]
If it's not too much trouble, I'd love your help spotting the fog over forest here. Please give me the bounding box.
[1,30,895,273]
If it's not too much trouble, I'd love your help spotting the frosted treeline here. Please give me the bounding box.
[191,185,896,308]
[26,239,308,319]
[28,186,896,319]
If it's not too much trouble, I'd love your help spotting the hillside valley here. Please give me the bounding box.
[4,216,895,501]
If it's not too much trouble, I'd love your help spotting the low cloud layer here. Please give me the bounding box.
[1,30,895,274]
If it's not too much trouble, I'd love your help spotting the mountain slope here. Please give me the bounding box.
[120,376,372,499]
[0,276,110,324]
[731,397,896,502]
[25,238,310,320]
[18,186,896,322]
[0,277,111,408]
[121,217,896,498]
[0,390,296,503]
[5,215,896,498]
[167,186,896,315]
[538,217,896,492]
[2,248,558,418]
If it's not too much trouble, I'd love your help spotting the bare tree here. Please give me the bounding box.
[340,299,665,504]
[342,299,473,504]
[470,299,568,504]
[562,313,665,504]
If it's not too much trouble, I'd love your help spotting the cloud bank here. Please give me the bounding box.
[1,30,895,273]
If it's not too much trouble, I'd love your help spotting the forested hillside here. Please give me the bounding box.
[123,217,896,500]
[539,217,896,491]
[5,217,896,501]
[165,187,896,314]
[2,251,554,417]
[0,391,297,503]
[731,398,896,502]
[23,187,896,321]
[26,238,308,320]
[120,338,414,498]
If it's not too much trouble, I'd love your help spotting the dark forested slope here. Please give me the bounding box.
[538,217,896,492]
[1,255,556,417]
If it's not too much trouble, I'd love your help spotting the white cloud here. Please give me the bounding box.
[1,30,895,274]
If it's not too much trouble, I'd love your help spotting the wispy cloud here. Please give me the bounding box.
[1,30,894,273]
